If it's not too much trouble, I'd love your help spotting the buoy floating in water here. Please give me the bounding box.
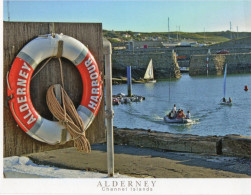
[244,85,249,91]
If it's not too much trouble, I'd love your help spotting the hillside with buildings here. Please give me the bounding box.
[103,30,251,49]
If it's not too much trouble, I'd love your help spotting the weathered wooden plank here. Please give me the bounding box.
[3,22,105,157]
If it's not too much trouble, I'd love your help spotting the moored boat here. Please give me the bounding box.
[112,94,145,105]
[179,67,189,73]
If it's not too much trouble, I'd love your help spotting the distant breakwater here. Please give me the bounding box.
[114,127,251,158]
[189,53,251,76]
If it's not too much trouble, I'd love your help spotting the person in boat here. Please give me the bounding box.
[168,111,172,119]
[168,110,176,119]
[180,110,185,118]
[228,97,232,103]
[175,109,180,118]
[186,111,191,119]
[177,110,185,119]
[170,110,175,119]
[172,104,177,113]
[222,97,226,102]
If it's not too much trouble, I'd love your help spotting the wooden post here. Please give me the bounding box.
[127,66,132,97]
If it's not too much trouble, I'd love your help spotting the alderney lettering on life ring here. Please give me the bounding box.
[7,34,102,145]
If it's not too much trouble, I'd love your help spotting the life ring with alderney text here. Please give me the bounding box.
[7,34,102,145]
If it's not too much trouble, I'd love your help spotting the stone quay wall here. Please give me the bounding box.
[114,128,251,158]
[112,50,181,79]
[189,53,251,76]
[175,46,251,68]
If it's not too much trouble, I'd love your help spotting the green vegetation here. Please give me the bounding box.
[103,30,251,44]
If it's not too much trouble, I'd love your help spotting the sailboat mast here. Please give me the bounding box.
[7,0,10,21]
[223,63,227,98]
[169,71,171,101]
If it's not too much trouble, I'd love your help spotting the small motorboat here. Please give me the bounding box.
[164,116,192,123]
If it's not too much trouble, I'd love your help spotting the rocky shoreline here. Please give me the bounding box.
[114,127,251,158]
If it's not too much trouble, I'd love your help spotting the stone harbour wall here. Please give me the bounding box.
[114,127,251,158]
[189,53,251,76]
[112,51,181,79]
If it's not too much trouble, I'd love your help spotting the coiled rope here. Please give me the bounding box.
[46,57,91,153]
[46,84,91,152]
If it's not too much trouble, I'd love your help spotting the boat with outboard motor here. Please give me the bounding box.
[164,108,192,124]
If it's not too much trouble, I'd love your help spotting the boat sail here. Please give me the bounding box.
[144,59,156,83]
[221,63,232,105]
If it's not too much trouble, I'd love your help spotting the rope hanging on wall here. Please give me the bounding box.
[44,40,91,152]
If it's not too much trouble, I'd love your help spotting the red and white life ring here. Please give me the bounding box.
[7,34,102,145]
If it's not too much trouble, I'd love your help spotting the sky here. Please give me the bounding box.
[2,0,251,32]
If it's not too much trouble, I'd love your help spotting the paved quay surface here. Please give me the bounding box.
[27,144,251,178]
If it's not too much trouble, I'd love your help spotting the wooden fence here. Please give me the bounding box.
[3,22,106,157]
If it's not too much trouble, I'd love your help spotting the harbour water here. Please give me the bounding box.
[112,73,251,136]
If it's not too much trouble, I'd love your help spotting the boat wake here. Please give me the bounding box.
[152,114,164,121]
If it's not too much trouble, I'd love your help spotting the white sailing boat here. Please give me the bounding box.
[220,63,232,106]
[144,59,156,83]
